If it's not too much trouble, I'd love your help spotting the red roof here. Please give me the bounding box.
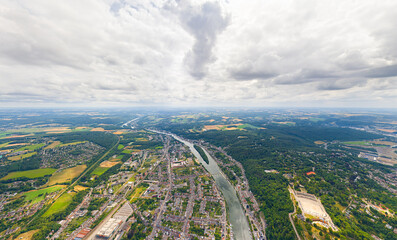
[76,229,90,238]
[306,171,316,176]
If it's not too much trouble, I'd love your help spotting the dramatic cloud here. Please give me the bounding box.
[0,0,396,108]
[169,0,229,79]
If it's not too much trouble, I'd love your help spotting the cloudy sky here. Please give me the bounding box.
[1,0,397,108]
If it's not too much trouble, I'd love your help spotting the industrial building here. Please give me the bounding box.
[96,218,123,239]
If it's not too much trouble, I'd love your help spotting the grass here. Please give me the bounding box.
[46,165,87,186]
[237,123,259,129]
[44,141,61,149]
[129,187,147,201]
[8,151,37,161]
[0,142,10,148]
[308,117,325,122]
[42,192,75,217]
[343,141,370,146]
[14,143,45,152]
[1,168,56,181]
[23,185,66,204]
[122,149,133,154]
[14,229,40,240]
[117,144,125,150]
[74,185,88,191]
[91,166,109,176]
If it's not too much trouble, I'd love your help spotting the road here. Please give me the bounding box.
[288,187,302,240]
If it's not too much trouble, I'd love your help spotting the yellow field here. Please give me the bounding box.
[113,131,125,135]
[100,160,121,168]
[314,141,325,145]
[377,128,397,133]
[46,165,87,186]
[91,127,106,132]
[74,185,88,191]
[3,134,33,139]
[203,124,243,131]
[45,127,70,132]
[6,143,28,147]
[370,140,396,146]
[44,141,61,149]
[9,152,37,161]
[14,229,40,240]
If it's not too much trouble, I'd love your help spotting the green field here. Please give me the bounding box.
[1,168,56,181]
[9,151,37,161]
[343,141,370,146]
[237,123,259,129]
[91,166,109,176]
[0,142,10,148]
[14,143,45,152]
[117,144,125,150]
[42,192,75,217]
[46,165,87,186]
[308,117,325,122]
[122,149,133,154]
[23,185,65,204]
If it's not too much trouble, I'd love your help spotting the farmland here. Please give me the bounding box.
[1,168,56,181]
[14,229,40,240]
[8,152,37,161]
[42,192,75,217]
[44,141,61,149]
[23,185,65,204]
[46,165,87,186]
[14,143,45,152]
[91,166,109,176]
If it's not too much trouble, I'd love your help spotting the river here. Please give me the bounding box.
[153,130,252,240]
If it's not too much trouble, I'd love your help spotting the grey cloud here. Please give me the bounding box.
[317,79,366,91]
[336,51,369,71]
[274,69,339,85]
[228,61,278,80]
[230,69,276,80]
[363,64,397,78]
[174,1,229,79]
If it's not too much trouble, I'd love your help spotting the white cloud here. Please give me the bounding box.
[0,0,396,108]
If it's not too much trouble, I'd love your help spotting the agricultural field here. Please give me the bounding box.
[74,185,88,192]
[13,143,45,152]
[14,229,40,240]
[91,166,109,176]
[23,185,66,204]
[1,168,56,181]
[202,124,243,131]
[100,160,120,168]
[8,152,37,161]
[42,192,75,217]
[44,141,61,149]
[343,141,370,146]
[92,160,120,176]
[46,165,87,186]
